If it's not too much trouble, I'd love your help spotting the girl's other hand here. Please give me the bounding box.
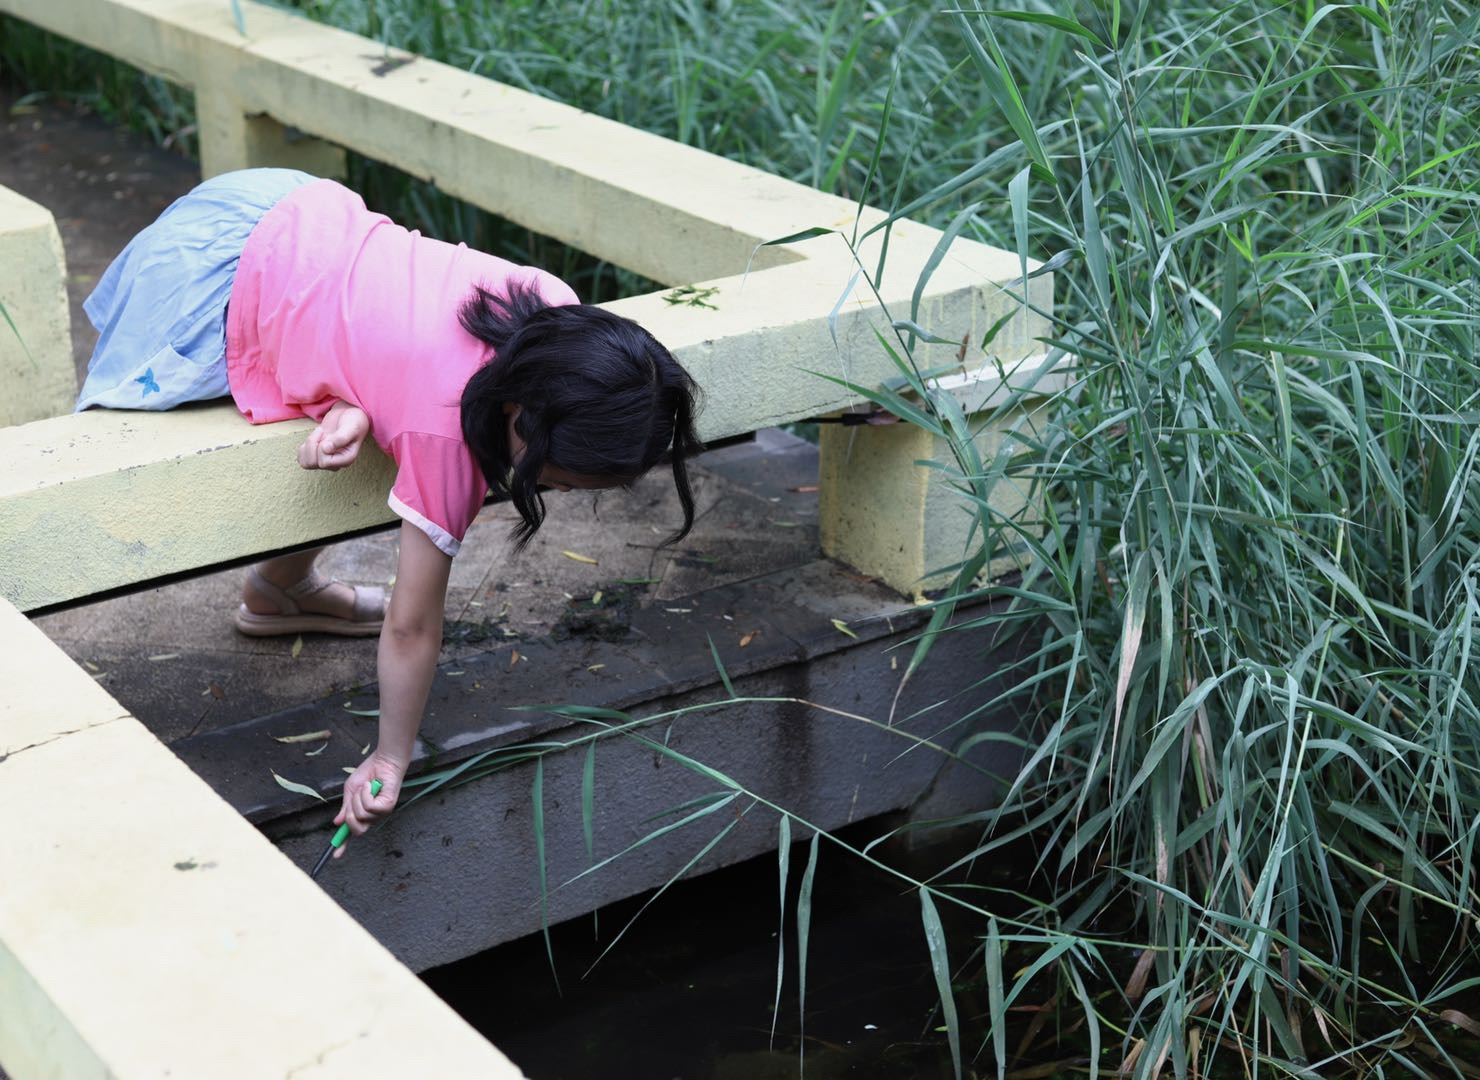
[332,750,405,858]
[299,402,371,471]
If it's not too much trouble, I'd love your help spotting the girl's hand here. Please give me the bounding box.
[299,402,370,471]
[332,750,405,858]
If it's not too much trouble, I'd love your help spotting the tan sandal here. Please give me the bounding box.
[234,567,387,638]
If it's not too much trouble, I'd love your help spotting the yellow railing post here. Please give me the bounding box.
[196,86,347,179]
[0,185,74,426]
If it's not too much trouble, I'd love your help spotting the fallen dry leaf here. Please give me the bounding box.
[562,550,598,565]
[1311,1005,1334,1051]
[209,682,225,700]
[273,730,332,744]
[304,742,329,757]
[1125,947,1155,1001]
[290,635,303,658]
[789,484,819,493]
[588,663,606,672]
[271,771,326,802]
[1442,1009,1480,1036]
[739,631,758,648]
[148,653,179,662]
[510,649,522,669]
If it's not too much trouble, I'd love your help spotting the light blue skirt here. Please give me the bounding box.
[75,168,317,411]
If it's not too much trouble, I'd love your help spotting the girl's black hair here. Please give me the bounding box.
[459,279,703,549]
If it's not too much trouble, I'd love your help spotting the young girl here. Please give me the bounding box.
[77,167,701,857]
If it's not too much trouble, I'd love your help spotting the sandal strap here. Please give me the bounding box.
[252,568,386,624]
[283,571,335,601]
[351,585,387,624]
[246,566,301,616]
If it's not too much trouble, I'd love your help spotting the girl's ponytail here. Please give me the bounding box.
[664,378,701,544]
[459,278,550,353]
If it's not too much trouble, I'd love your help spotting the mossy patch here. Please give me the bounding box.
[551,581,650,643]
[443,615,517,648]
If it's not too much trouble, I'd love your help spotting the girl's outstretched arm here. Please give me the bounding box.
[333,520,451,853]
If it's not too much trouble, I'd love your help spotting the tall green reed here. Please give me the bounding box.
[513,1,1480,1064]
[0,300,34,369]
[822,1,1480,1073]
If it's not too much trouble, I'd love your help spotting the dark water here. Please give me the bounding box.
[422,825,1480,1080]
[422,826,967,1080]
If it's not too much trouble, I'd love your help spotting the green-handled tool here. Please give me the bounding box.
[310,778,381,878]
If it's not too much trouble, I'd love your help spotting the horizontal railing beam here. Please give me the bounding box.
[0,0,1036,299]
[0,0,951,287]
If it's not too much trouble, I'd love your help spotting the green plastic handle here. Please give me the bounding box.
[330,778,383,848]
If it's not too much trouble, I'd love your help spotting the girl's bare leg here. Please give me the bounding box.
[242,546,359,618]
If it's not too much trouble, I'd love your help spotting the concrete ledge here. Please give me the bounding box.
[818,399,1050,590]
[0,184,73,426]
[0,598,519,1077]
[0,405,398,613]
[0,1,1054,1068]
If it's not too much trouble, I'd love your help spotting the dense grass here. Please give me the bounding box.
[366,2,1479,1074]
[854,3,1480,1075]
[5,1,1478,1075]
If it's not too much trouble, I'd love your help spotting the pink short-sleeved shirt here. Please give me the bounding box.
[225,179,578,557]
